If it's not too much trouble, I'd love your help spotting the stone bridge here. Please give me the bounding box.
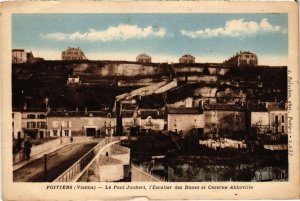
[53,136,127,182]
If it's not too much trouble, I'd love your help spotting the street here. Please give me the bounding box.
[13,142,97,182]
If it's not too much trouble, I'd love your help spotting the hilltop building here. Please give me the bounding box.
[12,49,27,64]
[136,53,151,63]
[12,49,43,64]
[179,54,195,64]
[62,47,88,60]
[224,51,258,67]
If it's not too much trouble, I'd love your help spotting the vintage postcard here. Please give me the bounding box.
[1,1,299,200]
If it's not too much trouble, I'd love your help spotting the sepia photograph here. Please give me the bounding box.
[11,13,289,183]
[1,1,299,200]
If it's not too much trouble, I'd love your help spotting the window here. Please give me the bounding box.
[282,115,285,123]
[12,113,14,118]
[64,130,69,136]
[37,114,46,119]
[275,115,279,124]
[27,114,35,119]
[37,122,46,128]
[53,130,58,136]
[27,122,36,128]
[281,126,284,133]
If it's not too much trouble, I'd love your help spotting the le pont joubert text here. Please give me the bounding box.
[107,185,172,190]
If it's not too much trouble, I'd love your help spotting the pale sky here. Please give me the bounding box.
[13,14,288,65]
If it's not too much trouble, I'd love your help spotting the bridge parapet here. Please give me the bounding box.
[53,137,124,182]
[131,164,167,182]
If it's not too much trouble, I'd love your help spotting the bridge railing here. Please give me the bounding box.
[132,164,167,182]
[53,137,121,182]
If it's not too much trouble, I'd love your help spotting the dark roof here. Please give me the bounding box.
[267,102,286,111]
[47,111,115,117]
[181,54,195,58]
[12,49,25,52]
[13,108,47,113]
[68,75,79,78]
[167,107,203,114]
[139,109,164,119]
[250,107,268,112]
[240,51,256,55]
[137,53,151,58]
[203,104,244,111]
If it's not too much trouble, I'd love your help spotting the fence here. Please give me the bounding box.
[53,137,121,182]
[131,164,166,182]
[13,136,96,165]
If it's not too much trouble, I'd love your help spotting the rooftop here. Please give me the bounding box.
[139,109,164,119]
[13,108,47,113]
[12,49,25,52]
[267,102,287,111]
[167,107,203,114]
[47,111,115,117]
[203,104,244,111]
[137,53,151,58]
[249,105,268,112]
[68,75,79,78]
[181,54,195,58]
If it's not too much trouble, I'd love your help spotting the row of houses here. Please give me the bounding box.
[60,47,258,66]
[13,47,258,67]
[62,49,259,66]
[12,101,287,140]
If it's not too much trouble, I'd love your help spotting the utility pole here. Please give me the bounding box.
[44,154,47,181]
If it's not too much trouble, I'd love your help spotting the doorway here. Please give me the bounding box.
[26,131,37,139]
[86,128,96,136]
[39,131,44,138]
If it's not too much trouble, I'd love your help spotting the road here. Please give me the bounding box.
[13,142,97,182]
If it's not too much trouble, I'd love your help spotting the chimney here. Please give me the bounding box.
[44,97,49,110]
[265,102,269,110]
[23,101,27,111]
